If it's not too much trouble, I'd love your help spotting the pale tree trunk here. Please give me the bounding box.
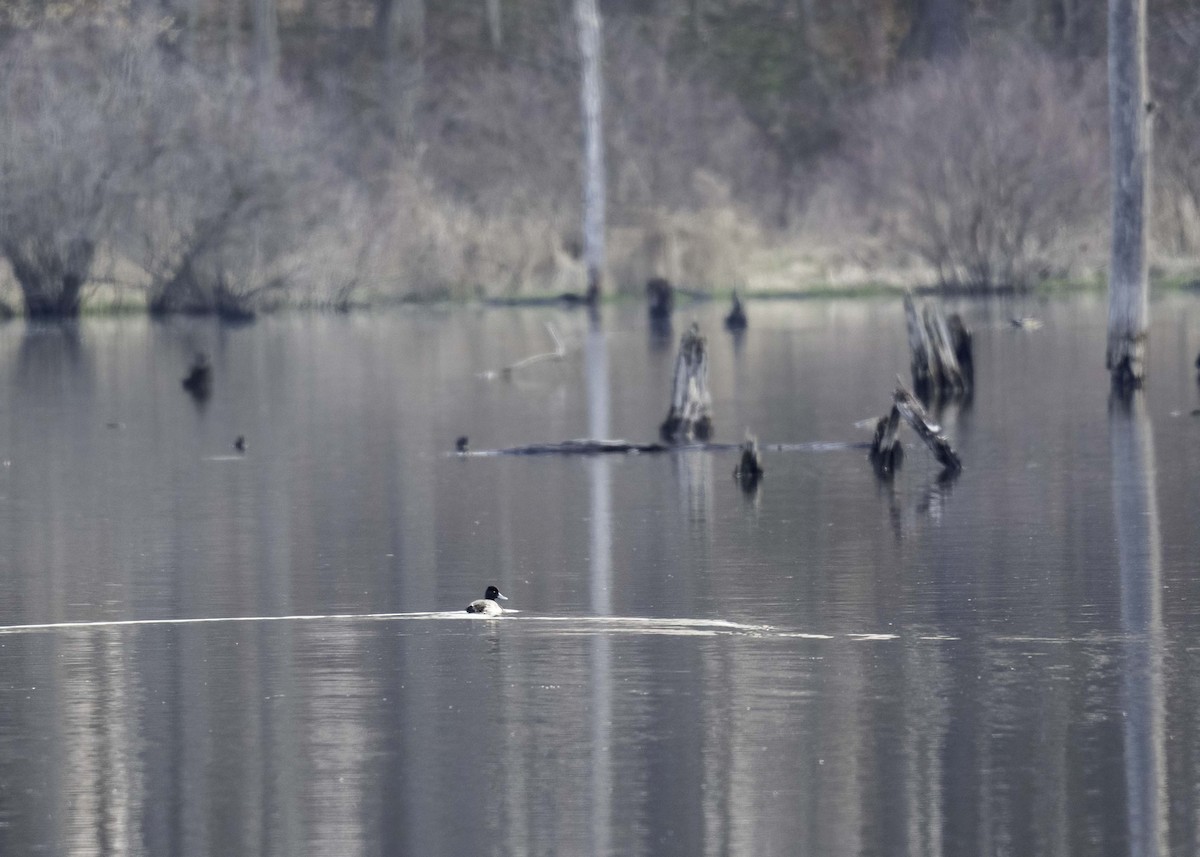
[225,0,240,67]
[377,0,425,142]
[486,0,502,50]
[1107,0,1151,388]
[575,0,605,302]
[253,0,280,78]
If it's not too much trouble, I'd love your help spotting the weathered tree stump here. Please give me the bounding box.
[724,291,748,331]
[646,277,673,321]
[904,293,971,401]
[870,383,962,477]
[660,322,713,443]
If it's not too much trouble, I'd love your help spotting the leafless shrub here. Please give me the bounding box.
[608,172,757,294]
[849,43,1105,290]
[131,75,339,316]
[416,18,772,293]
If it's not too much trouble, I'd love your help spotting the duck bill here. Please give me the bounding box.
[497,592,509,600]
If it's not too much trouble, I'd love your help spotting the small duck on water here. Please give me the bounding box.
[466,585,509,616]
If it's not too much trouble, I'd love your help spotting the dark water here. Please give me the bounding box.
[0,294,1198,856]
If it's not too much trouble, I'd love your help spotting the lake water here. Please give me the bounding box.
[0,293,1197,856]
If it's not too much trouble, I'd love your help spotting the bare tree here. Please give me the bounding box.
[0,21,169,316]
[852,43,1105,290]
[1106,0,1151,387]
[127,74,338,316]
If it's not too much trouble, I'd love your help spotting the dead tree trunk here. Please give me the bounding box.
[904,293,970,401]
[252,0,280,80]
[1106,0,1151,389]
[486,0,503,50]
[660,322,713,443]
[575,0,606,303]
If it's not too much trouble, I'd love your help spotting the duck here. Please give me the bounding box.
[466,585,509,616]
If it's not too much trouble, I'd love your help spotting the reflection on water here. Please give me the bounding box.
[1110,391,1167,857]
[0,297,1198,856]
[585,313,614,855]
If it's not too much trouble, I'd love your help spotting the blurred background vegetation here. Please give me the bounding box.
[0,0,1198,315]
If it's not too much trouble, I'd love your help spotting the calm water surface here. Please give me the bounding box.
[0,294,1198,856]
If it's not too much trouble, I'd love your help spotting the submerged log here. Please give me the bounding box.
[463,438,867,456]
[904,293,970,401]
[660,322,713,443]
[870,383,962,476]
[491,439,672,455]
[724,292,748,331]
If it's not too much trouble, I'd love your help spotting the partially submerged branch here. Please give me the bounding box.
[870,382,962,477]
[482,322,568,380]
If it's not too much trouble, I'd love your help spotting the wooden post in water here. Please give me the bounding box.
[1106,0,1151,389]
[575,0,606,304]
[660,322,713,443]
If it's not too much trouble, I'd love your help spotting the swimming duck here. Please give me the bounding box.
[466,585,509,616]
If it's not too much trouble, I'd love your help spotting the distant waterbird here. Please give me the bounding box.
[466,585,508,616]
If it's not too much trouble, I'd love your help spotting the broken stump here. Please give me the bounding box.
[870,383,961,477]
[904,293,970,402]
[660,322,713,443]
